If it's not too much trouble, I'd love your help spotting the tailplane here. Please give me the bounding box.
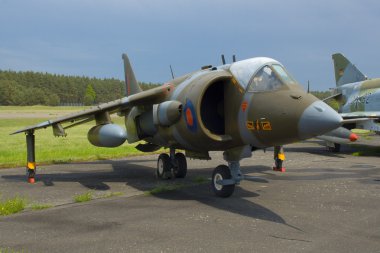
[122,53,142,96]
[332,53,367,86]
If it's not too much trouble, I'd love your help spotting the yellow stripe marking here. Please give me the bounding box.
[27,162,36,169]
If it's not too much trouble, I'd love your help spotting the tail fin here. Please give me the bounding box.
[122,53,142,96]
[332,53,367,86]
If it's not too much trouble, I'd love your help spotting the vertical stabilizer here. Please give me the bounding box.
[332,53,366,86]
[122,53,142,96]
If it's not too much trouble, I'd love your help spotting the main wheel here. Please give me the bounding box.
[173,153,187,178]
[328,143,341,152]
[157,154,172,179]
[211,165,235,198]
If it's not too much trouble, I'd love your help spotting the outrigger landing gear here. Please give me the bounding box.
[26,130,36,183]
[273,145,286,172]
[156,148,187,179]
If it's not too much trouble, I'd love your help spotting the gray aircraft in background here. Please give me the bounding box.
[322,53,380,151]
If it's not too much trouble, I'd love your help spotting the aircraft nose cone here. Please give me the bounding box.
[298,100,342,139]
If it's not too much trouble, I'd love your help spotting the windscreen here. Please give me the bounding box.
[248,64,297,92]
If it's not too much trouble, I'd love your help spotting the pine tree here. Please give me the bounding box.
[83,84,96,105]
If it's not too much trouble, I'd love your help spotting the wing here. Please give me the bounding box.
[11,84,173,135]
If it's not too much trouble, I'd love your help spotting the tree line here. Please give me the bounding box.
[0,70,160,106]
[0,69,340,110]
[310,90,339,111]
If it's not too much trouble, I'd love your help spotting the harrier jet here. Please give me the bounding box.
[13,54,342,197]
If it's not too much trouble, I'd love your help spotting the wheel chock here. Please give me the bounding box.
[28,177,35,184]
[272,167,286,172]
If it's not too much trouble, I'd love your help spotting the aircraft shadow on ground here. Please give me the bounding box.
[1,159,300,229]
[3,155,378,227]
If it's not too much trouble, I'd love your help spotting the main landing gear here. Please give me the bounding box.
[211,146,250,198]
[156,148,187,179]
[211,145,286,198]
[156,145,286,198]
[211,162,242,197]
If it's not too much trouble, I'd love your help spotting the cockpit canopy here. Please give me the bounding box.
[229,57,298,92]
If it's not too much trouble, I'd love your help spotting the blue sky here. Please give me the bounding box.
[0,0,379,91]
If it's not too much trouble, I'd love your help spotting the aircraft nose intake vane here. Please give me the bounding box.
[298,100,342,139]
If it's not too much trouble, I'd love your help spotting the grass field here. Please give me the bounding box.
[0,106,159,168]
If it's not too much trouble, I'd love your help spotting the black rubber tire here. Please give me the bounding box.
[157,154,171,179]
[211,165,235,198]
[328,143,341,153]
[173,153,187,178]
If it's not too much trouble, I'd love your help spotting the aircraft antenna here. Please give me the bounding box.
[232,55,236,63]
[221,54,226,65]
[307,80,310,93]
[170,65,175,79]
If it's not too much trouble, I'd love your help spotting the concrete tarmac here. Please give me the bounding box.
[0,140,380,252]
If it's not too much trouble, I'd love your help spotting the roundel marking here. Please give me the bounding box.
[183,99,197,132]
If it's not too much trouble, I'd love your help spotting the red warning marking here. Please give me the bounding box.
[186,108,193,126]
[241,101,248,112]
[349,133,358,142]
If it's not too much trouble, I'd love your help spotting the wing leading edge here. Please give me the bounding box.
[11,84,173,135]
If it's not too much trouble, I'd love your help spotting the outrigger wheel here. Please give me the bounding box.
[156,151,187,179]
[211,165,235,198]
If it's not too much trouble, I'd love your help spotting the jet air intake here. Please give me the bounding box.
[87,123,127,147]
[136,101,182,138]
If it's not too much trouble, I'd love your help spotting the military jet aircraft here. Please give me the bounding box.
[12,54,342,197]
[324,53,380,151]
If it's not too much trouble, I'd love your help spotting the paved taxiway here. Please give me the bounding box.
[0,139,380,252]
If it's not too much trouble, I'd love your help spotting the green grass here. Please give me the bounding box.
[192,176,210,184]
[0,248,24,253]
[0,196,26,216]
[351,146,380,156]
[30,203,53,210]
[0,106,161,168]
[101,191,124,198]
[144,183,185,195]
[351,129,372,135]
[74,192,93,203]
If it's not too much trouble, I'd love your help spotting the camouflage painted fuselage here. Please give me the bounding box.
[338,78,380,115]
[330,53,380,133]
[126,58,339,154]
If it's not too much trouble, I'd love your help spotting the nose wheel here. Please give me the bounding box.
[156,149,187,179]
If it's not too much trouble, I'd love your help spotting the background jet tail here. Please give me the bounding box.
[122,53,142,96]
[332,53,367,86]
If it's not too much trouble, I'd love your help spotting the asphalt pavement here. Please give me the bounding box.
[0,139,379,253]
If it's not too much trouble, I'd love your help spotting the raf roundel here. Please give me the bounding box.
[183,99,197,132]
